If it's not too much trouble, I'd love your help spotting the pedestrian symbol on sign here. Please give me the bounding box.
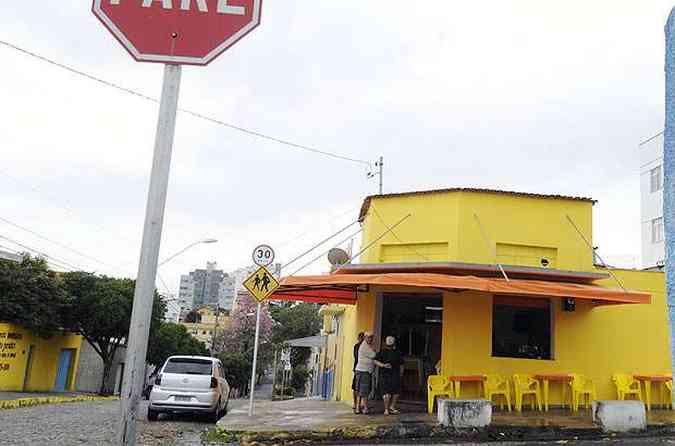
[243,266,279,303]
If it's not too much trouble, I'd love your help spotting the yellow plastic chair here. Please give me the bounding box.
[612,374,642,402]
[512,374,542,412]
[666,380,673,410]
[569,374,597,412]
[427,375,454,414]
[484,374,512,411]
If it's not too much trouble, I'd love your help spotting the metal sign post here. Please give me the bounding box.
[245,244,276,416]
[118,64,182,446]
[248,301,262,416]
[93,2,264,444]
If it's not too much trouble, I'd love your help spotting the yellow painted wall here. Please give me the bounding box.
[336,268,668,405]
[0,323,82,392]
[337,290,379,402]
[333,191,671,405]
[361,193,460,263]
[361,191,593,272]
[440,266,669,402]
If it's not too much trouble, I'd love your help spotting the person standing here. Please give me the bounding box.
[376,336,403,415]
[352,332,364,411]
[355,332,390,414]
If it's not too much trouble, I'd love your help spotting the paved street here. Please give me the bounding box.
[0,399,220,446]
[4,400,675,446]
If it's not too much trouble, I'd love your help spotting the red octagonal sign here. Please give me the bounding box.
[93,0,262,66]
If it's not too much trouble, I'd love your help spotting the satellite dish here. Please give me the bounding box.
[328,248,350,266]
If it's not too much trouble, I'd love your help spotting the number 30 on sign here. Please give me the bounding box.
[252,244,275,267]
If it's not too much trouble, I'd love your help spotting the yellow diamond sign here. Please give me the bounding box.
[243,266,280,303]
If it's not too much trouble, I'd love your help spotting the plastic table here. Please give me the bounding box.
[634,375,672,411]
[534,374,572,411]
[448,375,486,399]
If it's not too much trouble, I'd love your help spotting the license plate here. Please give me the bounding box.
[175,396,191,402]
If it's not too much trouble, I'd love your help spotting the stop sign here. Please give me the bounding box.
[92,0,262,66]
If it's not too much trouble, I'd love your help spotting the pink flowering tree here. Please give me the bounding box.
[213,293,274,395]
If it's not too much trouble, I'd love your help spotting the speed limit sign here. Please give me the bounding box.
[252,244,275,267]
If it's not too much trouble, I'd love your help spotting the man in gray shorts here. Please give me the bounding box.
[354,332,390,414]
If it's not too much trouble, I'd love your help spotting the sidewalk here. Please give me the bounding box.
[212,398,675,445]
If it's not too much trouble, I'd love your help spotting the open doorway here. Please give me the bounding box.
[379,293,443,403]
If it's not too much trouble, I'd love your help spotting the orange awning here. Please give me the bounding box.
[272,273,650,306]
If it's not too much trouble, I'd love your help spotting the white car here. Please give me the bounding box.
[148,355,230,422]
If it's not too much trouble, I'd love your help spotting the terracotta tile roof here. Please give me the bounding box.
[359,187,596,221]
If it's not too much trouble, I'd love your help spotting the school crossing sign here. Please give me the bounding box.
[243,266,279,303]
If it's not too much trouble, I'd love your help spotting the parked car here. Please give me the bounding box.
[148,355,230,422]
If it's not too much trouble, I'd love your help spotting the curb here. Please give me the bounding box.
[0,395,119,410]
[206,423,675,445]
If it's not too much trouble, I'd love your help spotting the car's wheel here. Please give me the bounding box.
[222,397,229,416]
[209,399,221,423]
[147,408,159,422]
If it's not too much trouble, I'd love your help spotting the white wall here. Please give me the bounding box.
[640,133,665,268]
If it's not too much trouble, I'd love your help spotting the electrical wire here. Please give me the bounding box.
[0,167,141,248]
[281,219,360,271]
[0,39,372,167]
[276,205,358,249]
[0,215,127,273]
[288,228,363,277]
[0,235,83,272]
[370,205,430,261]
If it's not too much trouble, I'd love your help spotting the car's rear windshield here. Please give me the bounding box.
[163,359,213,375]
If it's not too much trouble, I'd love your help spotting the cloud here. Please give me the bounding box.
[1,0,670,292]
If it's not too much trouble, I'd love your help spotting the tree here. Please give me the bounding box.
[270,302,322,367]
[147,322,209,375]
[0,255,66,338]
[61,272,166,395]
[213,293,273,395]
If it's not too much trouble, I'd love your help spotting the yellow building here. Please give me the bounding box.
[273,188,669,408]
[181,306,231,348]
[0,323,82,392]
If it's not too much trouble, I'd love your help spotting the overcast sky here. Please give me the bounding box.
[0,1,671,297]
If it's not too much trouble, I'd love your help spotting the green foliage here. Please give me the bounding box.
[217,352,251,393]
[0,255,66,338]
[61,272,166,394]
[270,302,323,345]
[147,322,209,374]
[270,302,322,367]
[291,366,310,392]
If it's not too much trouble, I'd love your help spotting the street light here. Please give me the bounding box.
[158,238,218,267]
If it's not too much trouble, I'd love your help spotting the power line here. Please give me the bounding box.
[639,131,664,147]
[288,228,364,277]
[0,215,126,273]
[276,205,358,249]
[0,235,83,272]
[281,219,360,272]
[0,39,372,168]
[370,205,430,261]
[0,167,141,248]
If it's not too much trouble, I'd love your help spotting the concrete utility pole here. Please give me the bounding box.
[664,8,675,405]
[118,64,182,446]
